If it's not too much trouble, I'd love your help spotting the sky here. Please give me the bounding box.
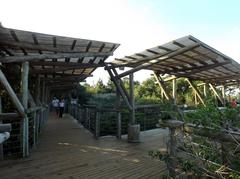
[1,0,240,85]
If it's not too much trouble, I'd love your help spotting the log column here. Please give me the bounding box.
[172,78,177,105]
[21,62,29,157]
[116,80,122,139]
[0,97,3,160]
[128,73,140,142]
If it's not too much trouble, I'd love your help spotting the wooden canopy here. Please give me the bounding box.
[111,35,240,85]
[0,26,119,89]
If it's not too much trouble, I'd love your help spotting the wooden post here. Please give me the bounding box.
[21,62,29,157]
[128,73,140,142]
[0,97,3,160]
[169,127,177,178]
[194,91,198,106]
[222,85,226,106]
[105,65,132,110]
[28,92,37,148]
[129,73,135,125]
[35,76,40,140]
[95,111,100,139]
[203,83,207,98]
[172,78,177,105]
[0,69,25,116]
[116,80,121,139]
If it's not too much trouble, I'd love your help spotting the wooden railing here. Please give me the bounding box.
[158,119,240,178]
[68,103,169,139]
[69,104,121,139]
[0,104,49,159]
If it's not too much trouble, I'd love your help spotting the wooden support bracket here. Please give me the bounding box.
[186,79,205,106]
[209,84,224,105]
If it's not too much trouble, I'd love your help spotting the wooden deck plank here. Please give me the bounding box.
[0,114,167,179]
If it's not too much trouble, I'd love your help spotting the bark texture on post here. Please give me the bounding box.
[21,62,29,157]
[116,80,121,139]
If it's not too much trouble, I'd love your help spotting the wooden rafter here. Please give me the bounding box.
[0,51,113,63]
[115,44,200,79]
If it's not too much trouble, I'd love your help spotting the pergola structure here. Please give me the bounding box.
[106,35,240,141]
[0,25,119,157]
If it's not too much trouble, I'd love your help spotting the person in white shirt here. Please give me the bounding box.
[59,99,65,118]
[52,97,59,116]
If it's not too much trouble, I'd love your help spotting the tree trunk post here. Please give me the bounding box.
[0,97,3,160]
[128,73,140,142]
[222,85,226,106]
[21,62,29,157]
[169,127,177,178]
[172,78,177,105]
[116,80,121,139]
[95,111,100,139]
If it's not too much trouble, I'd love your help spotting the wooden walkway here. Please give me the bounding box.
[0,114,167,179]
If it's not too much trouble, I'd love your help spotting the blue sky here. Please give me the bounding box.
[1,0,239,84]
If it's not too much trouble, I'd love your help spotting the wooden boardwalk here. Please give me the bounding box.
[0,114,167,179]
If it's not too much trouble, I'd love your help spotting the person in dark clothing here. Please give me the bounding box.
[59,99,65,118]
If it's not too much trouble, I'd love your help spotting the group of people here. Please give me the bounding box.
[52,97,65,118]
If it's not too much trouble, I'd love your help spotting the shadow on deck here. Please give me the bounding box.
[0,114,167,179]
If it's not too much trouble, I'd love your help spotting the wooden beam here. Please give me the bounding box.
[186,79,205,106]
[0,69,25,116]
[44,75,90,83]
[0,124,12,133]
[0,113,19,120]
[153,72,173,101]
[163,61,231,75]
[112,68,130,101]
[0,39,114,54]
[115,44,200,78]
[209,84,224,105]
[105,65,132,110]
[31,66,90,74]
[30,61,103,68]
[0,52,113,63]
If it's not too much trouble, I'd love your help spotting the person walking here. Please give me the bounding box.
[59,99,65,118]
[52,97,59,117]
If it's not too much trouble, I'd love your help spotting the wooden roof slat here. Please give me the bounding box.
[112,35,240,84]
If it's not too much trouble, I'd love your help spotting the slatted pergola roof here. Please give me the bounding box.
[0,26,119,89]
[111,35,240,85]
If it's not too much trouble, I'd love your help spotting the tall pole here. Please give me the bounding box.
[129,73,135,124]
[222,85,226,106]
[21,62,29,157]
[116,80,121,139]
[172,78,177,105]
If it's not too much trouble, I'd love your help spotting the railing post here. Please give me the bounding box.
[169,126,177,178]
[95,111,100,139]
[21,61,29,157]
[0,97,3,160]
[116,111,121,139]
[116,80,122,139]
[85,107,89,128]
